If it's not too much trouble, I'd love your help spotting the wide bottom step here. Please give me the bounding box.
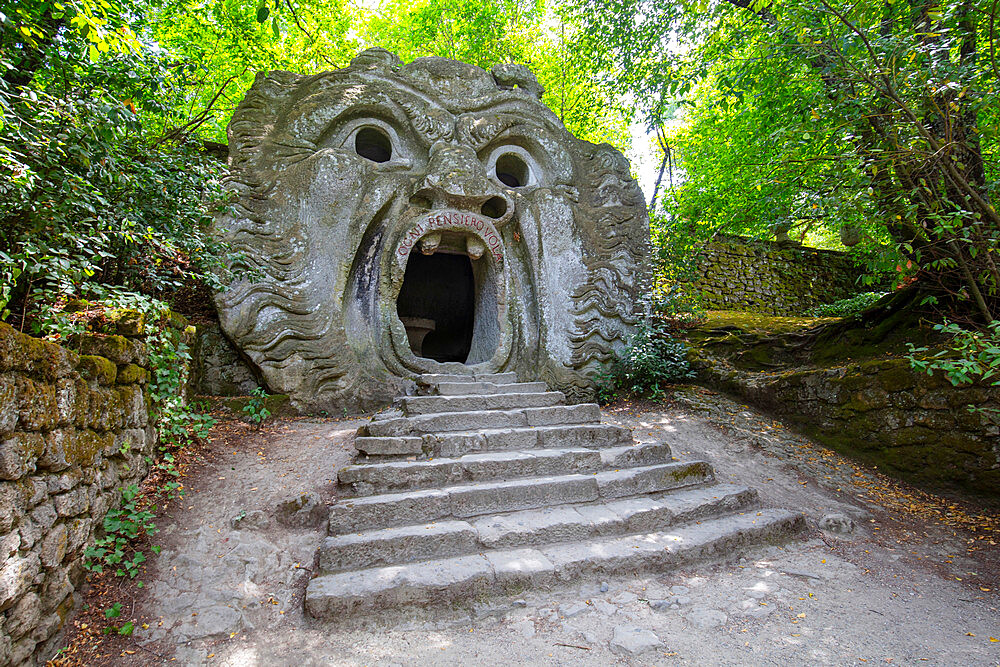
[305,509,805,618]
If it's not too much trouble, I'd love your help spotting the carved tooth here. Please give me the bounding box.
[466,236,486,259]
[419,232,441,255]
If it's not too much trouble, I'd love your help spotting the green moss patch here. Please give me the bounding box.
[78,355,117,385]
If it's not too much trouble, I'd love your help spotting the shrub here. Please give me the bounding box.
[806,292,889,318]
[596,319,695,401]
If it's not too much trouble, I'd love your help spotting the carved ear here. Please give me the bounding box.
[227,70,304,175]
[491,63,544,99]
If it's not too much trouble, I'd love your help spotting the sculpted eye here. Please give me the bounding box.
[495,152,529,187]
[355,127,393,163]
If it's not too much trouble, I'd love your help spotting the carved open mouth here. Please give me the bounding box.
[387,210,508,369]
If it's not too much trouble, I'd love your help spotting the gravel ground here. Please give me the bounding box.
[80,390,999,666]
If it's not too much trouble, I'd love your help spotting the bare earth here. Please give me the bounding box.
[110,390,999,666]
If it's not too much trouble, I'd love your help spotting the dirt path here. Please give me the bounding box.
[68,392,1000,666]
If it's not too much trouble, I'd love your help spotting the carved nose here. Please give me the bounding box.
[411,142,514,225]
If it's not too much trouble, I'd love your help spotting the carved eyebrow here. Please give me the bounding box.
[457,113,556,150]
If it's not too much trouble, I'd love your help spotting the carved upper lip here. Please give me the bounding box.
[395,210,505,265]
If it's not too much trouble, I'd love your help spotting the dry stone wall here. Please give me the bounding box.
[688,236,865,315]
[190,323,260,397]
[0,321,166,665]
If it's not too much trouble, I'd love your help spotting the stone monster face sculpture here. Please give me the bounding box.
[216,49,650,412]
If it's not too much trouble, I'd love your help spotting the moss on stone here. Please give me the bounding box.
[78,355,117,385]
[700,310,840,335]
[116,363,146,385]
[877,365,916,392]
[0,322,78,380]
[107,309,145,336]
[75,333,132,365]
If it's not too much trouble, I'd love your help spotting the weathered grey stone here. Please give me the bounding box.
[231,509,270,530]
[355,436,424,456]
[0,553,40,612]
[485,548,555,588]
[180,604,242,639]
[0,432,43,480]
[319,520,477,572]
[449,475,599,517]
[818,512,856,534]
[39,522,68,568]
[215,50,649,413]
[512,619,536,638]
[329,489,451,533]
[4,591,40,640]
[599,441,673,468]
[596,461,713,498]
[474,505,595,549]
[609,625,662,656]
[559,601,589,618]
[191,323,260,396]
[52,487,89,517]
[275,492,327,528]
[685,607,728,628]
[0,374,16,436]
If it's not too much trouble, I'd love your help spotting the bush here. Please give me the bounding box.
[806,292,889,318]
[596,319,696,401]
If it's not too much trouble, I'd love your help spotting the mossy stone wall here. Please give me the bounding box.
[0,322,165,665]
[692,352,1000,495]
[688,236,865,315]
[190,323,261,397]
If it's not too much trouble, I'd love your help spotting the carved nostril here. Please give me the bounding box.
[481,196,508,220]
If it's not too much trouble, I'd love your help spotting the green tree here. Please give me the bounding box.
[573,0,999,324]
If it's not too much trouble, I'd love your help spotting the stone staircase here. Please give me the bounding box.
[305,373,805,618]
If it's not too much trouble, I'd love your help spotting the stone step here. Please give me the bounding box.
[355,423,633,458]
[362,404,602,437]
[318,484,758,572]
[339,441,675,495]
[422,423,634,458]
[328,461,713,533]
[305,509,805,617]
[399,391,566,415]
[435,381,548,396]
[340,447,604,495]
[418,372,518,385]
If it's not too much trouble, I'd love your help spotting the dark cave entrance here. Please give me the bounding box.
[396,252,476,363]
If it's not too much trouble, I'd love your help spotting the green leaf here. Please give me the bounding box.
[257,5,269,22]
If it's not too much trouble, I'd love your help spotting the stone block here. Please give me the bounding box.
[4,591,40,640]
[39,567,72,613]
[0,484,23,533]
[77,355,117,385]
[0,322,77,380]
[18,518,40,550]
[0,374,16,436]
[0,433,44,480]
[9,637,35,666]
[52,487,89,517]
[0,552,41,612]
[15,376,58,431]
[115,363,147,385]
[30,502,57,531]
[117,385,147,428]
[74,333,137,366]
[39,523,68,568]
